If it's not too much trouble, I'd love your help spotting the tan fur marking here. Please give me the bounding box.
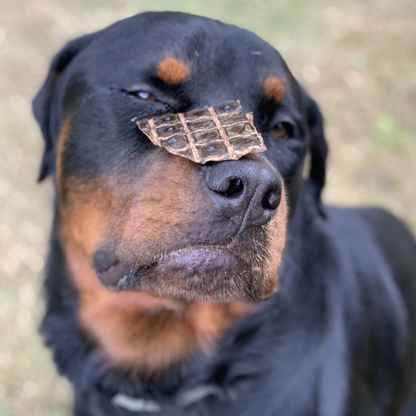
[64,239,252,377]
[58,155,252,377]
[58,150,285,376]
[59,155,201,261]
[263,75,285,103]
[119,156,201,260]
[59,179,114,256]
[259,185,287,298]
[157,58,192,85]
[56,115,73,187]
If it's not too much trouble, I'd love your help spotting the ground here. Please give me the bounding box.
[0,0,415,414]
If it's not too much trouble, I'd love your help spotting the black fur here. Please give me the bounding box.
[33,12,416,415]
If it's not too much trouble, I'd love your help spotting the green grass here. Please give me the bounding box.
[0,0,415,414]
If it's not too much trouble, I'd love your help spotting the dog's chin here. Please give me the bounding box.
[98,247,277,303]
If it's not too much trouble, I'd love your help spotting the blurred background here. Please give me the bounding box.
[0,0,415,414]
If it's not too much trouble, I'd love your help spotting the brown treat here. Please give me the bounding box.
[137,101,266,164]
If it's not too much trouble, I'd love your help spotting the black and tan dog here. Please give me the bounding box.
[33,12,416,416]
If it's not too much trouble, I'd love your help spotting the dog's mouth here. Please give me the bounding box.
[142,247,243,278]
[93,244,276,303]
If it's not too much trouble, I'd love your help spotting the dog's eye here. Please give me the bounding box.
[271,122,292,140]
[135,91,157,101]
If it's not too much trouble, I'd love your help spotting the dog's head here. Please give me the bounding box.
[33,12,327,304]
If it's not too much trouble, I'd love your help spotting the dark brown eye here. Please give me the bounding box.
[271,122,292,140]
[135,91,157,101]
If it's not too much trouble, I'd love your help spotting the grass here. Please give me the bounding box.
[0,0,415,414]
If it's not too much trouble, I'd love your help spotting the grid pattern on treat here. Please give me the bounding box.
[136,101,266,164]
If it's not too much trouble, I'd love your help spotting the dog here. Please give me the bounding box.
[33,11,416,416]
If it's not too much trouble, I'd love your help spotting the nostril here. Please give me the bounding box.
[216,178,244,198]
[262,188,281,210]
[211,178,244,198]
[224,178,244,197]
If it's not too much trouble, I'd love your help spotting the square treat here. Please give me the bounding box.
[136,100,266,164]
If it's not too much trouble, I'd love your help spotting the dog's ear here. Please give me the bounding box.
[33,33,98,181]
[298,85,328,213]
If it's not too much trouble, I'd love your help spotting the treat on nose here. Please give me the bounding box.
[137,101,266,164]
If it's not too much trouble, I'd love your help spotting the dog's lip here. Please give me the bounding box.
[95,245,243,289]
[152,246,244,270]
[153,245,238,261]
[112,245,258,292]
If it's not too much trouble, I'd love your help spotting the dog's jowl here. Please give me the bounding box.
[33,12,416,416]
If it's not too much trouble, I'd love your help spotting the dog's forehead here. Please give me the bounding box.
[70,12,287,88]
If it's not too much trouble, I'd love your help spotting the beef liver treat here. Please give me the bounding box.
[137,101,267,164]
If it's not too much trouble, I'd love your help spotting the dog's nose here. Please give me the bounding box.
[203,158,282,229]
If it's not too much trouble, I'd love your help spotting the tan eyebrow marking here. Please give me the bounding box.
[156,58,192,85]
[263,75,285,103]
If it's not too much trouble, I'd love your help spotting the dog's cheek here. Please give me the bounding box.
[55,116,113,256]
[58,153,207,269]
[58,179,114,257]
[117,156,210,263]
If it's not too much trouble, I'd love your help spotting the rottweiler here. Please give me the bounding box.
[33,11,416,416]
